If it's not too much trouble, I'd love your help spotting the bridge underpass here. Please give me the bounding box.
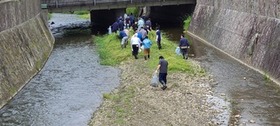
[90,4,196,34]
[41,0,196,12]
[41,0,196,34]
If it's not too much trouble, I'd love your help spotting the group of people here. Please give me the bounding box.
[110,15,158,60]
[110,13,135,33]
[108,14,190,91]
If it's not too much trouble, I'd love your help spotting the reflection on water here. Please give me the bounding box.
[189,36,280,126]
[0,32,120,126]
[161,26,184,42]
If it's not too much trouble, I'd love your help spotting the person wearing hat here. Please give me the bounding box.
[155,56,168,90]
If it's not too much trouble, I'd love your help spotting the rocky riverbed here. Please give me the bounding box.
[90,58,227,126]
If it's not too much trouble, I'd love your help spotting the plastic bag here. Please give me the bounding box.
[140,45,144,50]
[150,73,159,87]
[175,47,182,55]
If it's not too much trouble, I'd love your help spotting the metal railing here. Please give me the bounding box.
[41,0,192,8]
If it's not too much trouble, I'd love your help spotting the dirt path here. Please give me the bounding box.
[90,58,220,126]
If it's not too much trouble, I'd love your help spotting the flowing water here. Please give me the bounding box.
[163,27,280,125]
[0,32,120,126]
[189,36,280,126]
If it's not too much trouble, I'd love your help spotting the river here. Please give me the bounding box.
[1,13,280,125]
[188,35,280,125]
[162,25,280,125]
[0,26,120,126]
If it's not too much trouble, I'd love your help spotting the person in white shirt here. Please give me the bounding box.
[130,33,142,59]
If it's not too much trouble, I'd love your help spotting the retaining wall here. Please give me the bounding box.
[0,0,54,108]
[189,0,280,83]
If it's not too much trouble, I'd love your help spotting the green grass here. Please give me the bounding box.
[93,29,205,76]
[264,72,272,83]
[126,7,139,16]
[101,85,136,125]
[183,15,194,46]
[48,13,52,20]
[93,33,131,66]
[183,16,192,31]
[74,11,90,19]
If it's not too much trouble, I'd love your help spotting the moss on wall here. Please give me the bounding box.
[0,0,54,108]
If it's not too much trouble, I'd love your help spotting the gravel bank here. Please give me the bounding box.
[90,58,222,126]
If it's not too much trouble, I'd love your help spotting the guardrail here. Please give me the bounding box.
[41,0,192,8]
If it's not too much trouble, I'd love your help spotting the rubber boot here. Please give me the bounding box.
[161,81,167,90]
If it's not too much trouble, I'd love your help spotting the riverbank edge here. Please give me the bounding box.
[88,32,226,125]
[187,31,280,86]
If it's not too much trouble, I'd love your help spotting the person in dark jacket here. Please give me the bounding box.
[155,56,168,90]
[145,18,152,31]
[129,13,135,26]
[179,34,190,59]
[156,26,161,50]
[118,19,124,31]
[111,21,119,33]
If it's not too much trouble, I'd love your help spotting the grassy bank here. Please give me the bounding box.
[90,25,216,125]
[93,30,204,75]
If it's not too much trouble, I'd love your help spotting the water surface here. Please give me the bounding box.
[0,32,120,126]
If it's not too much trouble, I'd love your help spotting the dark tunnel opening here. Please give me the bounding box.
[90,4,196,34]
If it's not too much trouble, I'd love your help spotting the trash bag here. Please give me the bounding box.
[150,73,159,87]
[175,47,182,55]
[140,45,144,50]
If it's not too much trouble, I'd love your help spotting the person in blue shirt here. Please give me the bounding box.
[156,27,162,50]
[142,36,152,60]
[179,34,190,59]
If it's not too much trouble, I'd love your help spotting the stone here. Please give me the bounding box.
[234,115,241,118]
[249,120,255,123]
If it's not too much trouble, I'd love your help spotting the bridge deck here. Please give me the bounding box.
[42,0,196,12]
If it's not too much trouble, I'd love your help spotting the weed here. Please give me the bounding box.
[74,11,90,19]
[126,7,139,16]
[103,93,112,100]
[48,13,52,20]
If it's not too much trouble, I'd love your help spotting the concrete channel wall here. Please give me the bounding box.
[189,0,280,83]
[0,0,54,108]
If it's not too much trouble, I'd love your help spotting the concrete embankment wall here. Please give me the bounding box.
[0,0,54,108]
[189,0,280,83]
